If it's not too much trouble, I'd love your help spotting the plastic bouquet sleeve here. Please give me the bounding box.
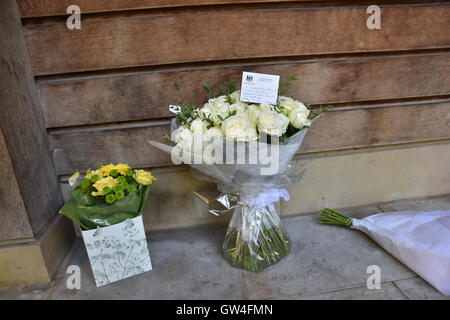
[59,164,155,230]
[149,117,311,272]
[59,184,150,230]
[320,208,450,296]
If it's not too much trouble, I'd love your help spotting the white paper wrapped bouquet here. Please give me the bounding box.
[150,76,332,272]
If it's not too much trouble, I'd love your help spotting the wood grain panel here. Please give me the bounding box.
[49,102,450,174]
[0,130,34,240]
[39,53,450,128]
[0,0,64,239]
[24,4,450,75]
[18,0,325,17]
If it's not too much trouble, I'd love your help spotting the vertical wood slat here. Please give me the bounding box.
[0,131,34,240]
[0,1,64,239]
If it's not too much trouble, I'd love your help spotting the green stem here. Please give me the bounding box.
[319,208,353,227]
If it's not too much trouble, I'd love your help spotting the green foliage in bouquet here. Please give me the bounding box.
[59,163,156,230]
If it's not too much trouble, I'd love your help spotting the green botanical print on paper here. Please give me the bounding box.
[84,220,151,286]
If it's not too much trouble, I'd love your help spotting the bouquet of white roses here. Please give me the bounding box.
[150,77,331,272]
[170,79,315,148]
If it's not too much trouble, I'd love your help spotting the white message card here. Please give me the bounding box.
[240,71,280,105]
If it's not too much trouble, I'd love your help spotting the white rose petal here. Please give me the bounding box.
[288,108,311,129]
[229,101,247,114]
[190,118,206,134]
[203,126,224,143]
[260,103,275,112]
[172,126,193,151]
[245,104,260,123]
[257,111,290,137]
[230,90,241,104]
[222,115,258,141]
[206,127,224,137]
[279,97,311,129]
[200,95,232,124]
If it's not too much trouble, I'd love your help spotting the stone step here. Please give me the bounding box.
[2,195,449,299]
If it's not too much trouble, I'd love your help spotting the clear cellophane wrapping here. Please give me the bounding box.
[149,118,311,271]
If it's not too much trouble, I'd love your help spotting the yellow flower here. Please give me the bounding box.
[85,168,103,180]
[91,176,119,196]
[69,171,80,185]
[99,163,131,176]
[134,170,156,186]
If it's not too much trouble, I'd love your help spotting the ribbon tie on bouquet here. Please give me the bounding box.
[209,187,290,216]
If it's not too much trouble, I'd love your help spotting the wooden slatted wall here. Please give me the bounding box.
[18,0,450,175]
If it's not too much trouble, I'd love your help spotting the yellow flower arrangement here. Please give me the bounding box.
[85,168,103,180]
[99,163,131,176]
[61,162,155,230]
[134,170,156,186]
[70,163,155,199]
[92,176,119,196]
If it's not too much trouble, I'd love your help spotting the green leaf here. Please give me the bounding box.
[227,79,237,93]
[309,104,334,120]
[80,179,91,189]
[218,85,226,96]
[225,94,233,104]
[278,75,298,95]
[175,100,197,127]
[204,117,215,129]
[202,81,212,93]
[162,133,176,146]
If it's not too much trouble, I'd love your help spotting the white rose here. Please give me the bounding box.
[200,95,231,124]
[206,126,224,138]
[278,96,294,113]
[229,90,241,103]
[203,126,224,143]
[279,97,311,129]
[245,104,260,123]
[190,118,206,134]
[199,104,213,118]
[222,115,258,141]
[213,96,230,114]
[229,101,247,114]
[260,103,275,112]
[257,111,290,137]
[288,107,311,129]
[172,126,193,151]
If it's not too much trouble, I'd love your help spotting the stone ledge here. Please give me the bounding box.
[59,141,450,232]
[0,215,75,288]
